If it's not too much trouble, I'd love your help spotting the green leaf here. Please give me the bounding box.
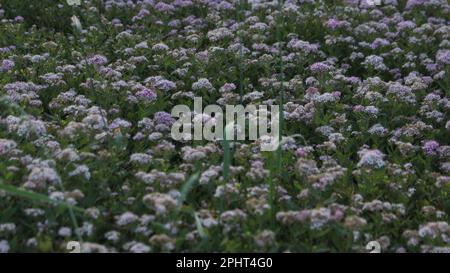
[0,183,84,213]
[178,172,200,206]
[194,211,208,241]
[222,126,232,183]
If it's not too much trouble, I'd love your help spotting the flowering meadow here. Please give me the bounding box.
[0,0,449,253]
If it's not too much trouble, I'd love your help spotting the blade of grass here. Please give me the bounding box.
[193,211,208,241]
[236,0,244,104]
[223,123,232,184]
[266,0,286,226]
[178,171,200,206]
[218,123,233,223]
[0,180,84,246]
[276,0,285,178]
[55,179,84,245]
[0,183,84,214]
[267,169,276,227]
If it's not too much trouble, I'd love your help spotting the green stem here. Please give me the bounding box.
[276,0,285,178]
[237,0,245,104]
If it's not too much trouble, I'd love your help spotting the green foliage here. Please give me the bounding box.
[2,0,74,33]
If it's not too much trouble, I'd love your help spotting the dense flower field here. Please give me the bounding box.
[0,0,449,253]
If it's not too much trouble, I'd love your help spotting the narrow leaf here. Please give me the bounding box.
[0,183,84,213]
